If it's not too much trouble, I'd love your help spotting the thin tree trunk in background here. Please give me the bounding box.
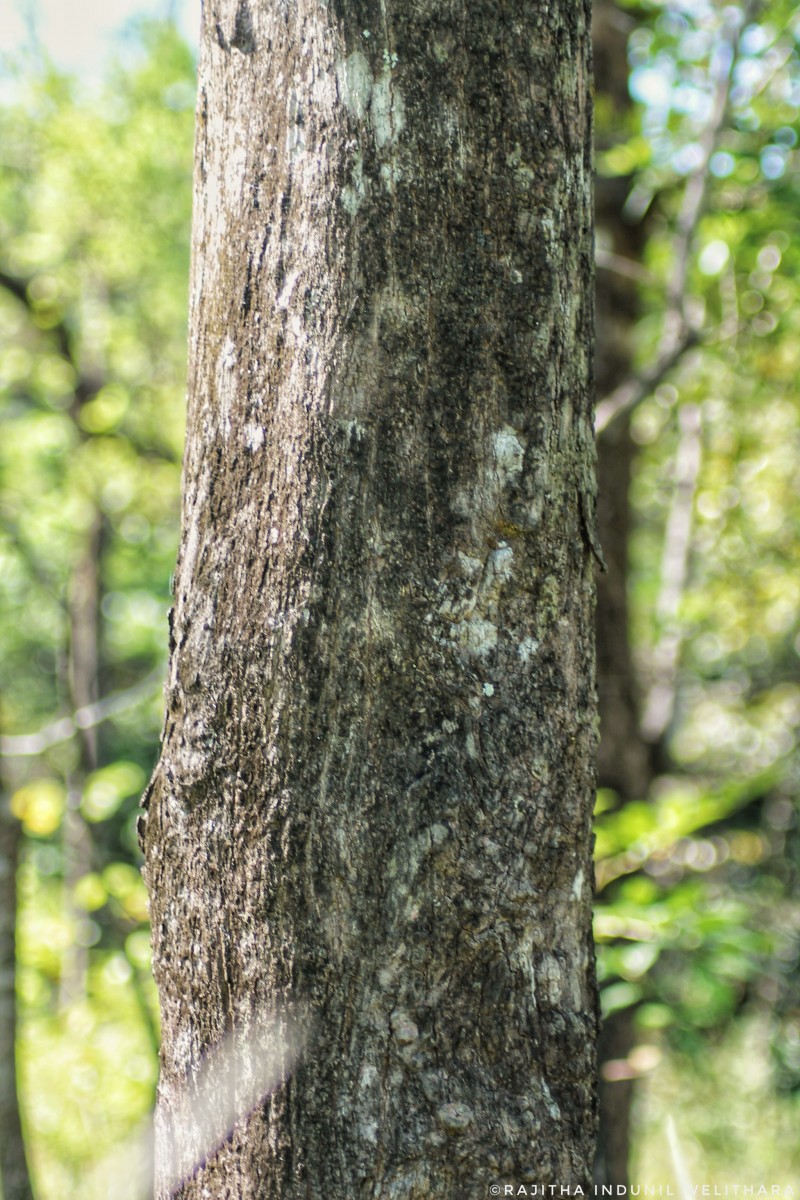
[143,1,598,1195]
[593,423,649,1191]
[59,514,102,1008]
[0,782,35,1200]
[593,0,652,1186]
[593,5,712,1181]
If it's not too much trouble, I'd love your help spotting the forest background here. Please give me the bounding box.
[0,0,799,1196]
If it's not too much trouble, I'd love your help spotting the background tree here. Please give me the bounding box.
[139,0,598,1195]
[0,26,193,1199]
[592,0,800,1184]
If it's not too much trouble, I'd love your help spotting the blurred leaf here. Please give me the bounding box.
[11,779,65,836]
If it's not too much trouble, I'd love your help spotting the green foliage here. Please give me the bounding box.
[0,21,193,1197]
[594,0,800,1175]
[633,1016,800,1182]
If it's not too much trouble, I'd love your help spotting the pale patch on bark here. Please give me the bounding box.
[438,542,515,657]
[341,153,366,216]
[337,50,373,121]
[276,268,301,310]
[214,335,237,439]
[492,424,526,482]
[336,51,405,156]
[244,423,265,451]
[518,635,540,662]
[370,70,405,149]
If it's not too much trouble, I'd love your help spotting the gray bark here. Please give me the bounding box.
[142,1,598,1195]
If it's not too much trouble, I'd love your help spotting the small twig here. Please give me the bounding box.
[595,247,654,286]
[0,668,164,759]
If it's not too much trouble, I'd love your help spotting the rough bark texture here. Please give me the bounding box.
[142,1,598,1195]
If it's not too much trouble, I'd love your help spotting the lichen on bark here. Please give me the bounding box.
[143,0,599,1195]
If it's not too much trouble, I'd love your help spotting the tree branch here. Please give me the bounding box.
[596,5,757,440]
[0,266,180,466]
[0,268,74,376]
[0,668,164,759]
[595,325,700,435]
[640,404,703,743]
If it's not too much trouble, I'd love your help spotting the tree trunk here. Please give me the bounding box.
[142,1,598,1195]
[593,1,653,1184]
[60,512,102,1008]
[0,784,35,1200]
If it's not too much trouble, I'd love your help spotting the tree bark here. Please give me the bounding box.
[142,1,598,1195]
